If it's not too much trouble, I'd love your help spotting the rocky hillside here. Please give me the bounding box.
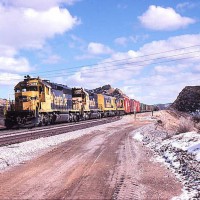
[88,84,126,98]
[171,86,200,112]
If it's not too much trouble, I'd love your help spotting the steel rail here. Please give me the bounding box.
[0,117,120,147]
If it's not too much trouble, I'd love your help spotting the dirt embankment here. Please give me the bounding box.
[0,114,182,199]
[136,110,200,199]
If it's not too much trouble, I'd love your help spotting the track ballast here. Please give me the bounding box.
[0,117,120,147]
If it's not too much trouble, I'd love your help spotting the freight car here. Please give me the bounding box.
[4,76,153,128]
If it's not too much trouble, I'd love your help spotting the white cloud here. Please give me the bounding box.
[0,73,22,85]
[76,42,114,60]
[140,71,200,104]
[0,0,80,94]
[193,65,200,73]
[0,6,79,49]
[0,56,32,73]
[42,54,61,64]
[0,0,79,10]
[0,45,17,57]
[138,5,195,31]
[0,2,79,81]
[114,35,149,47]
[65,50,144,89]
[64,34,200,104]
[114,37,128,46]
[176,2,197,11]
[139,34,200,64]
[154,65,185,74]
[68,34,86,50]
[88,42,113,55]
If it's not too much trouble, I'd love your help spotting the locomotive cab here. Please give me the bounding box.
[72,88,90,119]
[5,76,52,128]
[15,80,39,112]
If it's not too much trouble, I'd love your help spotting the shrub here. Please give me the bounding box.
[192,111,200,123]
[176,117,194,134]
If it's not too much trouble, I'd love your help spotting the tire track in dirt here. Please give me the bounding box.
[57,126,134,200]
[0,117,182,199]
[111,133,145,200]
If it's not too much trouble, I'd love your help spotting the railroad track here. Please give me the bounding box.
[0,117,120,147]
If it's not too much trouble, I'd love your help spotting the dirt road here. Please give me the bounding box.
[0,116,182,199]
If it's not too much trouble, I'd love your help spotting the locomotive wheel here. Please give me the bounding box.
[82,113,87,121]
[76,115,80,122]
[50,114,56,124]
[73,114,79,122]
[98,113,101,119]
[69,114,73,122]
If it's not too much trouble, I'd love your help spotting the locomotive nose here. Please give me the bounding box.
[15,95,31,110]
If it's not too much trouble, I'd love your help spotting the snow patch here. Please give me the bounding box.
[133,132,144,142]
[132,124,200,199]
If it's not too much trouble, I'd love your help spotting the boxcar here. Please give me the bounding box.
[134,100,140,113]
[124,97,130,114]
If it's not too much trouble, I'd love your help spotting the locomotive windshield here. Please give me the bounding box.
[72,89,84,98]
[15,88,20,93]
[27,86,38,91]
[15,86,38,92]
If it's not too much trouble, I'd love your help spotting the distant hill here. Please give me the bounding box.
[171,86,200,112]
[154,103,172,110]
[88,84,126,98]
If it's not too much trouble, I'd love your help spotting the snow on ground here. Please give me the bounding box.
[133,132,144,142]
[161,132,200,161]
[0,116,133,172]
[132,124,200,199]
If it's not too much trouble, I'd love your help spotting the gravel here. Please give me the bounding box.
[0,116,132,172]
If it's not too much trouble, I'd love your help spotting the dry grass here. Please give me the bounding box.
[176,117,194,134]
[156,110,197,138]
[192,112,200,123]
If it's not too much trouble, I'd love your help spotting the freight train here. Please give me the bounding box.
[4,76,153,128]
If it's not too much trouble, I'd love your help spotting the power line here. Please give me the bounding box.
[34,49,200,77]
[2,51,200,81]
[29,44,200,75]
[2,45,200,81]
[32,51,200,80]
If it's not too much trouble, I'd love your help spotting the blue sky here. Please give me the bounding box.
[0,0,200,104]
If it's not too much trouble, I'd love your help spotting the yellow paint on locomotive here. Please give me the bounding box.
[85,94,90,111]
[40,85,52,112]
[97,94,116,111]
[72,88,90,112]
[14,78,52,113]
[116,99,125,111]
